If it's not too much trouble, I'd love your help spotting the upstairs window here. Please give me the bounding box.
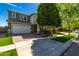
[24,16,27,20]
[12,12,16,18]
[20,14,27,21]
[20,14,23,20]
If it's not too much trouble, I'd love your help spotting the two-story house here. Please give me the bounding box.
[7,11,40,34]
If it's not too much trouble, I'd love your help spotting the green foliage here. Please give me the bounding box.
[56,3,79,31]
[59,28,67,32]
[37,3,79,34]
[0,36,13,46]
[52,34,75,43]
[72,19,79,29]
[37,3,61,35]
[37,3,61,27]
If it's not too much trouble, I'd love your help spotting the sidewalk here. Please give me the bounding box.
[13,36,33,56]
[0,44,15,52]
[15,40,33,56]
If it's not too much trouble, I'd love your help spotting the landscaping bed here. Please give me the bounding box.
[51,34,76,43]
[0,36,13,46]
[0,49,17,56]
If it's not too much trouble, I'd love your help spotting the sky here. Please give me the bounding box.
[0,3,39,27]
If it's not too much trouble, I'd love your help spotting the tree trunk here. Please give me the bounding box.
[49,26,53,37]
[39,25,43,33]
[78,28,79,38]
[53,26,58,33]
[66,19,71,36]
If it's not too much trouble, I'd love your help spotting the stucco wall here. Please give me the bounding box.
[30,14,37,24]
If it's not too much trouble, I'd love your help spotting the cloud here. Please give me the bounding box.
[6,3,22,9]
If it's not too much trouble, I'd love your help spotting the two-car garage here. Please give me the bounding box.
[11,25,31,34]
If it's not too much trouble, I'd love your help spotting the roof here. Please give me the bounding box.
[8,10,29,16]
[30,13,37,16]
[8,10,37,17]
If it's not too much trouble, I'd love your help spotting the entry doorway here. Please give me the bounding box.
[31,25,37,33]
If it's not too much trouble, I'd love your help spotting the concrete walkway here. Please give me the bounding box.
[0,44,15,52]
[0,35,24,53]
[12,36,24,43]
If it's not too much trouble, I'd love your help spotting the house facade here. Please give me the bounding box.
[7,11,40,34]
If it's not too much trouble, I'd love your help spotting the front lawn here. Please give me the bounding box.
[52,34,75,43]
[0,36,13,46]
[0,49,17,56]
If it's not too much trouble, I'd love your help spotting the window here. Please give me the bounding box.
[20,14,23,20]
[12,12,16,18]
[20,14,27,21]
[24,16,27,20]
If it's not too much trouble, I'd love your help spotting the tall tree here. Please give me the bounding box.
[37,3,61,36]
[57,3,78,35]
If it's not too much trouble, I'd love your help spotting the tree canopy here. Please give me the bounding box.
[37,3,61,27]
[56,3,79,30]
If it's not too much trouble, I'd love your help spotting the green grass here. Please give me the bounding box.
[0,36,13,46]
[0,49,17,56]
[52,34,75,43]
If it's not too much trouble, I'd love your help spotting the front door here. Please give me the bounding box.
[31,25,37,33]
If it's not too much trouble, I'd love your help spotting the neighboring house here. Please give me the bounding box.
[7,11,40,34]
[0,27,7,33]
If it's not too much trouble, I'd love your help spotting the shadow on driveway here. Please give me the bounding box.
[30,39,62,56]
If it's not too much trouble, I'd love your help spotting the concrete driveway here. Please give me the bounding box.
[62,38,79,56]
[12,34,64,56]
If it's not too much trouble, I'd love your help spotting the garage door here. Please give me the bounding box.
[12,25,31,34]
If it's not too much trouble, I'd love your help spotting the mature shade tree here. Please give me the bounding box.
[37,3,61,36]
[56,3,78,36]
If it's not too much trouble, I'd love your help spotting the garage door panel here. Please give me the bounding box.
[12,25,31,34]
